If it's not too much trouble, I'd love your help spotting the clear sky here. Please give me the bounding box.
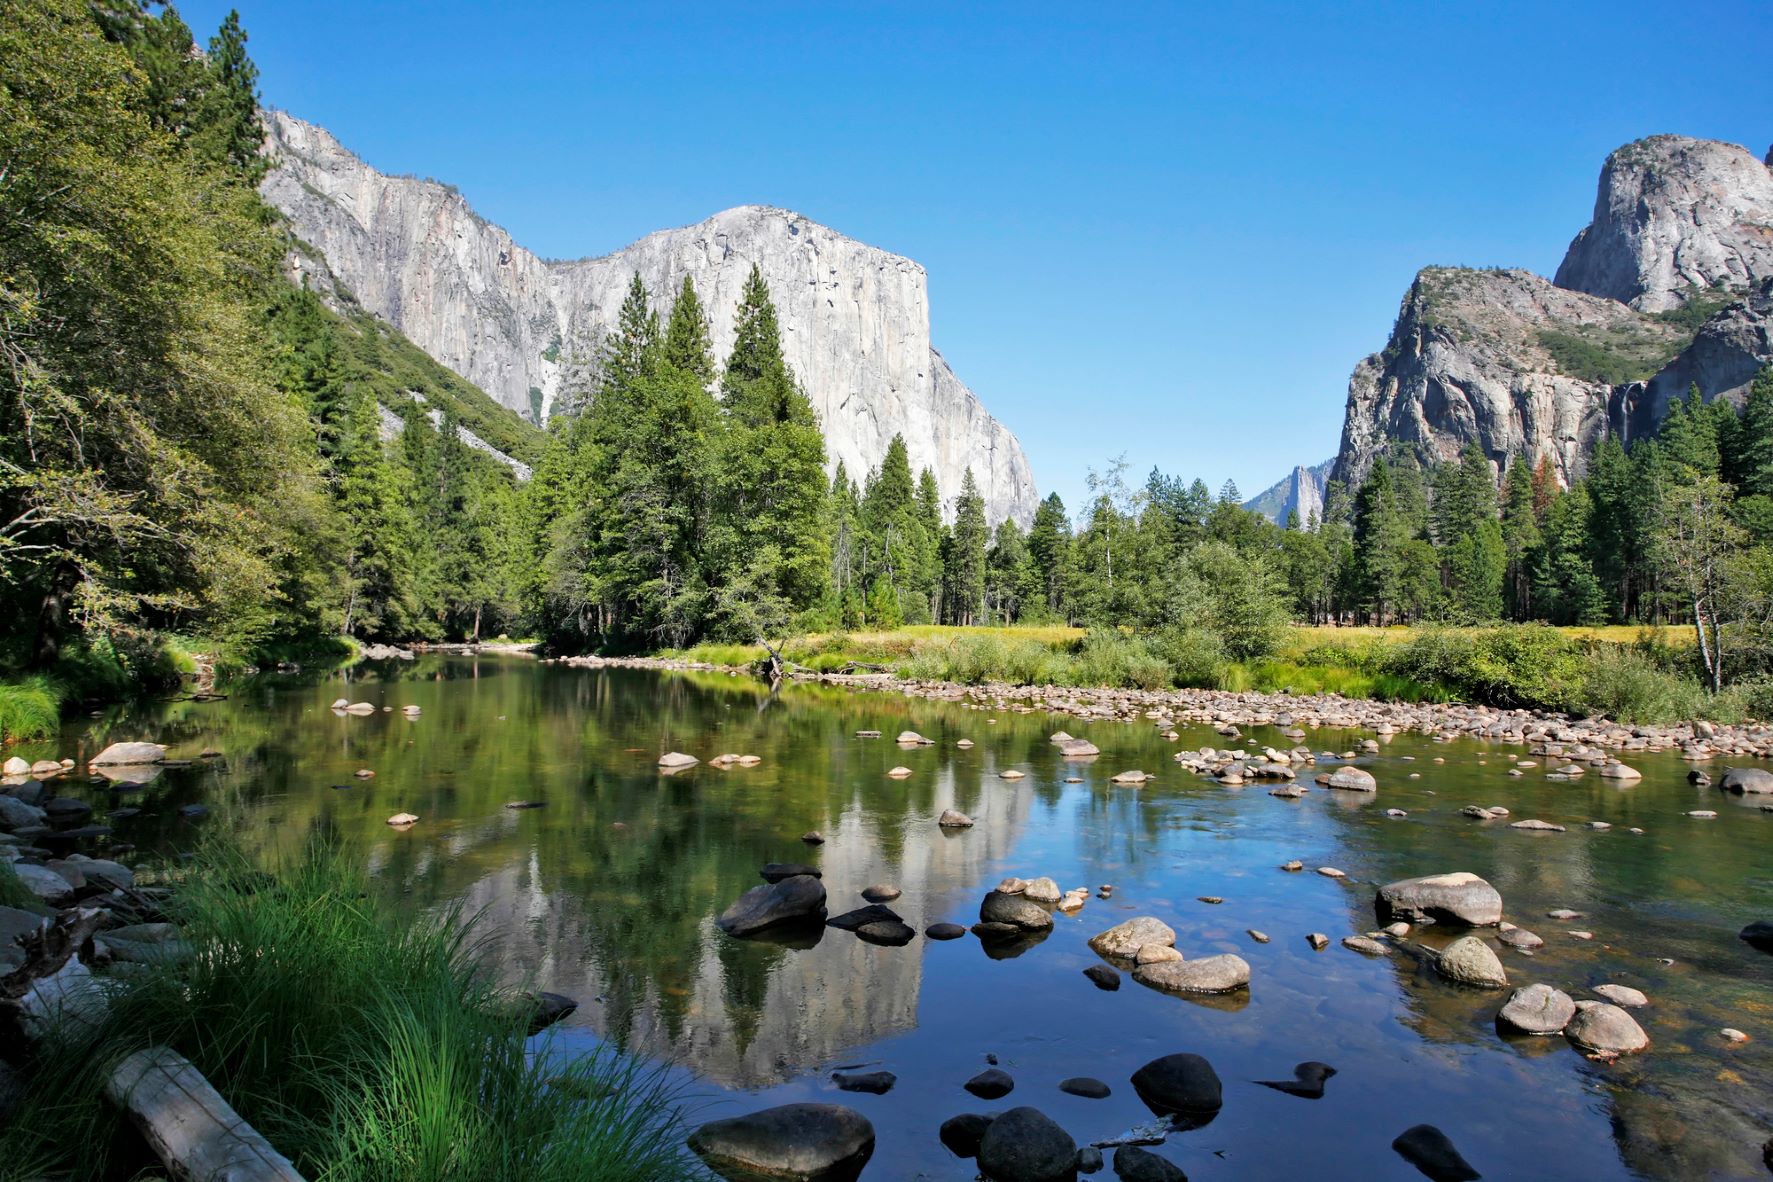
[185,0,1771,510]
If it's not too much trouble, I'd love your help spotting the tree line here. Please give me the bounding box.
[7,0,1773,708]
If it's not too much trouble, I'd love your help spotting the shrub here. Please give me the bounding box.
[1155,628,1228,688]
[1576,646,1707,724]
[1382,624,1588,711]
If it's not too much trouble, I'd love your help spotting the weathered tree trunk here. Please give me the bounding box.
[105,1047,306,1182]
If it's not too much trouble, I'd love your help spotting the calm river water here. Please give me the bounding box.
[28,654,1773,1180]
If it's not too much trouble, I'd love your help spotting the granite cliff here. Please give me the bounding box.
[260,112,1038,523]
[1331,134,1773,489]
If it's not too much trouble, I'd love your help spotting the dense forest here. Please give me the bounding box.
[6,0,1773,733]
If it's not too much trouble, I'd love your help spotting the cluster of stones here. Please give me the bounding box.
[689,1048,1484,1181]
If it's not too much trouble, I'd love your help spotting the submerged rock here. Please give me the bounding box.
[938,1112,993,1159]
[761,863,822,883]
[976,1106,1076,1182]
[1130,1053,1222,1122]
[964,1067,1015,1099]
[1392,1124,1480,1181]
[1059,1076,1111,1099]
[1376,872,1503,927]
[831,1070,895,1095]
[1565,1001,1649,1056]
[1088,917,1176,961]
[1719,767,1773,793]
[1111,1144,1187,1181]
[656,752,698,770]
[1134,954,1251,995]
[1256,1061,1337,1099]
[688,1103,874,1182]
[980,890,1052,931]
[1497,984,1575,1035]
[1436,936,1508,989]
[938,808,974,828]
[717,875,827,937]
[1083,964,1122,991]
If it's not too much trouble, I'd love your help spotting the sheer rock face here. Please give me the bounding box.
[1244,460,1329,524]
[1330,135,1773,490]
[1626,284,1773,446]
[259,111,1038,524]
[1555,136,1773,312]
[1330,268,1687,489]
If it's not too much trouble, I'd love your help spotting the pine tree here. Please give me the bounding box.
[914,468,944,622]
[861,436,920,622]
[715,265,829,620]
[946,469,988,624]
[196,11,265,179]
[1500,455,1541,619]
[985,518,1033,623]
[1353,459,1406,623]
[660,274,715,388]
[1027,493,1072,620]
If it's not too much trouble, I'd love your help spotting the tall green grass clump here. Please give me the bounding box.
[1,842,696,1182]
[0,675,61,742]
[1576,645,1709,724]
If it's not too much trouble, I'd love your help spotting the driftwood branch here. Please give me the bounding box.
[105,1046,306,1182]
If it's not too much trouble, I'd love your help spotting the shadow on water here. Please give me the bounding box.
[16,655,1772,1180]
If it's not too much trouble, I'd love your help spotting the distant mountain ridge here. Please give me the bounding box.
[1328,134,1773,490]
[1244,460,1331,523]
[259,112,1039,524]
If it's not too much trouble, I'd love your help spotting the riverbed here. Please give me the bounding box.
[26,654,1773,1180]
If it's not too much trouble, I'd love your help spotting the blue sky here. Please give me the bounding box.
[187,0,1771,510]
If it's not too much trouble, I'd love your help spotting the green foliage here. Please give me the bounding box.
[1382,625,1588,711]
[1576,644,1709,723]
[1,841,696,1182]
[0,676,62,741]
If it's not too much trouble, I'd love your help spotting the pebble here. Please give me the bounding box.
[1306,933,1329,950]
[1247,929,1270,943]
[1280,860,1304,872]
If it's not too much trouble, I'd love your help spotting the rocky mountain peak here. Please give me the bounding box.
[260,111,1039,524]
[1554,134,1773,312]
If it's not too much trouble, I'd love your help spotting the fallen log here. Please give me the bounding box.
[105,1046,306,1182]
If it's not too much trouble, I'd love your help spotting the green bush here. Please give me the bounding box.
[1577,646,1708,723]
[1382,624,1588,711]
[3,842,695,1182]
[1155,628,1229,688]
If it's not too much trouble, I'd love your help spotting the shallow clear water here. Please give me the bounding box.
[23,655,1773,1180]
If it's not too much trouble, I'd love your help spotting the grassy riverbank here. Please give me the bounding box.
[1,843,696,1181]
[666,621,1755,725]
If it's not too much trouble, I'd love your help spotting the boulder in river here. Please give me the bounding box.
[1375,872,1503,927]
[831,1070,895,1095]
[976,1106,1076,1182]
[939,1112,993,1159]
[1435,936,1508,989]
[964,1067,1014,1099]
[827,904,902,932]
[1,756,29,776]
[1087,916,1176,961]
[1059,739,1100,758]
[938,809,974,828]
[1130,1052,1222,1124]
[980,890,1052,931]
[717,875,827,937]
[657,752,698,770]
[1083,964,1122,991]
[1739,920,1773,953]
[688,1103,874,1181]
[925,922,967,941]
[1565,1001,1649,1056]
[762,863,822,883]
[1134,954,1250,994]
[1391,1124,1480,1181]
[89,742,165,767]
[1497,983,1575,1035]
[1255,1061,1337,1099]
[1720,767,1773,794]
[1112,1144,1187,1181]
[1325,765,1377,791]
[0,795,46,831]
[860,883,901,903]
[1021,877,1062,904]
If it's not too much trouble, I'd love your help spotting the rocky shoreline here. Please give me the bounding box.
[546,654,1773,761]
